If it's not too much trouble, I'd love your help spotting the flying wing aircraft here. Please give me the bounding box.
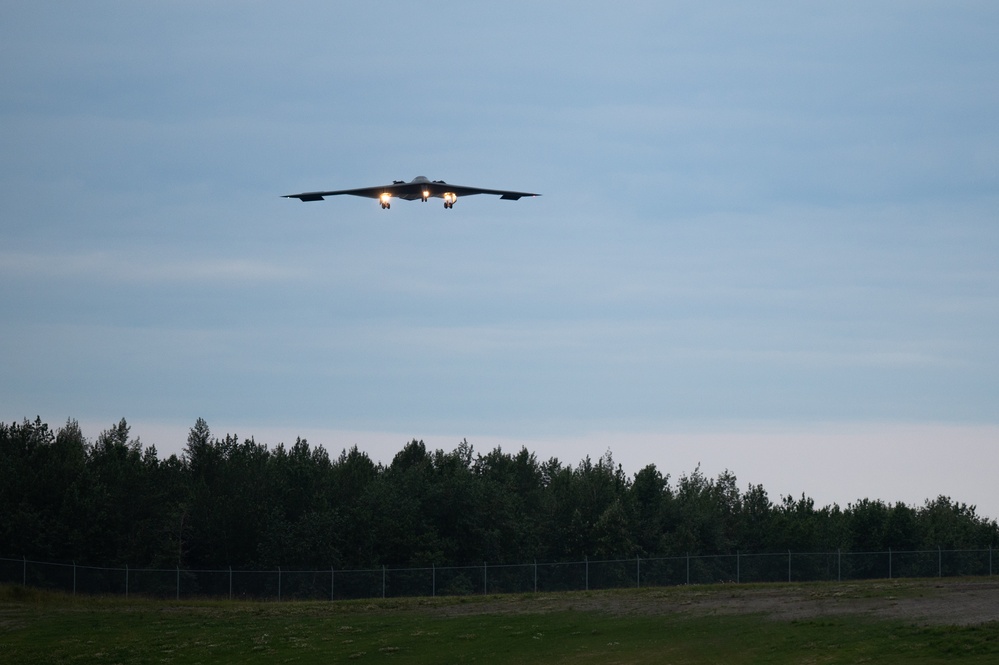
[283,176,540,209]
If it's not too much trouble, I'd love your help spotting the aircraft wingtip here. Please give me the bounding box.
[283,194,325,202]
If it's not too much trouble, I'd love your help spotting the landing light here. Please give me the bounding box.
[379,193,391,204]
[422,189,430,199]
[444,192,457,204]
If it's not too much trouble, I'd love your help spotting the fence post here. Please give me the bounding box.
[176,566,180,601]
[22,556,26,587]
[889,548,892,580]
[73,561,76,596]
[432,564,435,597]
[125,564,129,598]
[483,562,488,595]
[534,559,538,594]
[278,566,282,602]
[737,551,740,584]
[382,566,386,599]
[331,567,335,602]
[686,553,690,585]
[585,556,589,592]
[838,549,841,582]
[229,567,233,600]
[938,546,942,578]
[636,555,640,588]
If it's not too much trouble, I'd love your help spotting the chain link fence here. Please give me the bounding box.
[2,548,993,601]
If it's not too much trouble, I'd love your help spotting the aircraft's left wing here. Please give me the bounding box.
[443,184,540,200]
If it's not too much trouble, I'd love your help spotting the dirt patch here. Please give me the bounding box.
[434,578,999,626]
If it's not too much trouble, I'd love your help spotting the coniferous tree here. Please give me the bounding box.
[3,417,998,572]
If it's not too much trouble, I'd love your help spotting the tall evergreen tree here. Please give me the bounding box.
[3,417,998,571]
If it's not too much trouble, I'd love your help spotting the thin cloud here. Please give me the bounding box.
[0,250,304,283]
[3,4,998,529]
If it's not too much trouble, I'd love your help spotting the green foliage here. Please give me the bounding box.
[1,417,997,570]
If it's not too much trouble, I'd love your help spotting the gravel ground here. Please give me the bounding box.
[651,580,999,625]
[435,578,999,626]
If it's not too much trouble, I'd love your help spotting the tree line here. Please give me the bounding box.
[2,417,996,570]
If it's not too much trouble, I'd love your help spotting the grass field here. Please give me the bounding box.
[2,579,997,663]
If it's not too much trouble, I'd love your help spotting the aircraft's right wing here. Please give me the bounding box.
[282,184,398,202]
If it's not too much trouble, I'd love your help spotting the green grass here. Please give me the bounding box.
[1,583,996,663]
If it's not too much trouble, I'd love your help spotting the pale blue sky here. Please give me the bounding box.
[2,2,997,517]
